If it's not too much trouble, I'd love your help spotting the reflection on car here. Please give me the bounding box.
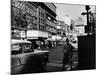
[11,39,49,74]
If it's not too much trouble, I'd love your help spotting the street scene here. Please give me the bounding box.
[11,0,96,74]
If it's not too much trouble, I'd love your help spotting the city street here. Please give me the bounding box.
[40,43,78,72]
[11,1,96,74]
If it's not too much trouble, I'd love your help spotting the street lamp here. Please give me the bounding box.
[85,5,90,11]
[81,5,91,26]
[81,5,91,34]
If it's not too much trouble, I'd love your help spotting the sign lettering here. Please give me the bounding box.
[12,0,36,17]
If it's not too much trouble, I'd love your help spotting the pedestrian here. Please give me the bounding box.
[54,41,56,47]
[62,38,74,71]
[48,41,52,49]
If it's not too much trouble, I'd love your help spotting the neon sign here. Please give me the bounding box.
[12,0,36,16]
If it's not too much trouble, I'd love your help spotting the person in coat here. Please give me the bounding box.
[62,38,74,71]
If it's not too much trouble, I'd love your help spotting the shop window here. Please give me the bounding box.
[11,29,21,39]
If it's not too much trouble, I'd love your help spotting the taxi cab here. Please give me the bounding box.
[11,39,49,74]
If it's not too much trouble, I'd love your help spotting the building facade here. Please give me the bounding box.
[11,0,38,39]
[55,20,67,40]
[11,0,57,40]
[27,2,57,40]
[56,21,66,36]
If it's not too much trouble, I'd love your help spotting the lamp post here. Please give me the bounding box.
[81,5,90,26]
[81,5,91,34]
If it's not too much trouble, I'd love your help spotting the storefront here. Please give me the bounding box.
[11,27,26,39]
[26,30,49,49]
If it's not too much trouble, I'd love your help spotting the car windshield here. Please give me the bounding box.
[11,43,34,55]
[11,44,22,55]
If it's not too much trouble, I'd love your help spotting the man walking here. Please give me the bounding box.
[62,38,74,71]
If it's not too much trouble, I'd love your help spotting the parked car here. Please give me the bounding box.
[11,39,49,74]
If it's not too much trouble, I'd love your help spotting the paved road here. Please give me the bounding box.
[48,43,78,63]
[39,43,78,72]
[48,45,64,63]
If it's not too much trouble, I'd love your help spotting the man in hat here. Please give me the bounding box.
[62,38,74,71]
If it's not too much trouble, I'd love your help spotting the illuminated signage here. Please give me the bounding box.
[12,29,20,38]
[12,0,36,17]
[20,30,25,38]
[27,30,48,38]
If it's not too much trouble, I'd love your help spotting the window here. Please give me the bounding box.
[32,17,37,24]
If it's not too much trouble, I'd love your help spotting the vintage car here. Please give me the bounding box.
[11,39,49,74]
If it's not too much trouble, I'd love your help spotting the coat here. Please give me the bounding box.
[63,43,74,64]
